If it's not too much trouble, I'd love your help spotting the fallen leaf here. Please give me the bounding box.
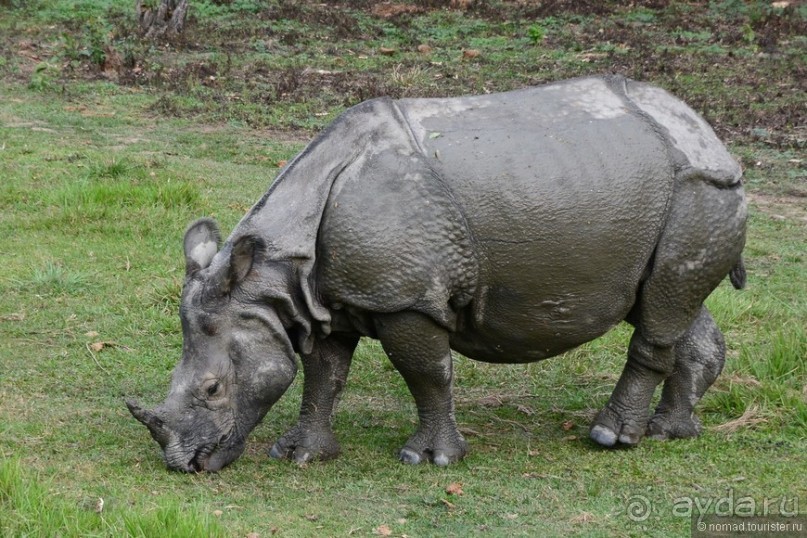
[276,160,287,168]
[462,49,481,59]
[562,435,578,441]
[379,47,397,55]
[445,482,463,495]
[561,420,574,431]
[89,342,105,352]
[213,510,223,517]
[374,524,392,536]
[441,499,456,509]
[95,497,104,513]
[417,44,432,54]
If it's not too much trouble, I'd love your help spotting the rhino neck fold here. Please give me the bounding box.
[229,97,412,349]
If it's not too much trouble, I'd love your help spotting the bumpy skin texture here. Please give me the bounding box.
[129,75,747,471]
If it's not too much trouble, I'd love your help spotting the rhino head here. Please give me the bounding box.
[127,218,299,472]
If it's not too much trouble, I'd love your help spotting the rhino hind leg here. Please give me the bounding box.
[646,307,726,440]
[591,178,744,448]
[375,311,468,466]
[269,333,359,464]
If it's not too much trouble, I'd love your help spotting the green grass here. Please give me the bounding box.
[0,457,225,537]
[1,1,805,536]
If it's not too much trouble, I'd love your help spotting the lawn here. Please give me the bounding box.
[1,1,805,536]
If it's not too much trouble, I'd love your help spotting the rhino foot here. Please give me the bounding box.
[589,404,648,447]
[646,412,702,441]
[398,431,468,467]
[269,424,341,464]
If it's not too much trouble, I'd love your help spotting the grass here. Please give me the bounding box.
[1,1,805,536]
[0,458,225,537]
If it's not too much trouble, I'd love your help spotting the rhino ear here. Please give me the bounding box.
[206,234,263,295]
[184,218,221,277]
[228,235,262,286]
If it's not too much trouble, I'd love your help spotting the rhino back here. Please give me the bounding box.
[394,76,677,361]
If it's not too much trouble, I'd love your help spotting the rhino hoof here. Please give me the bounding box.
[646,414,702,440]
[589,425,618,447]
[268,443,287,460]
[293,449,313,465]
[399,448,422,465]
[433,453,450,467]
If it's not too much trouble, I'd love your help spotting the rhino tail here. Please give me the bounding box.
[729,256,746,290]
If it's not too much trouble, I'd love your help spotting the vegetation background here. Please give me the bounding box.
[1,0,805,536]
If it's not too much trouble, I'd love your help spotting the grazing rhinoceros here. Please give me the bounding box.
[127,75,747,472]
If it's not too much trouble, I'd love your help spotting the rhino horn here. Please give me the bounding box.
[126,399,171,447]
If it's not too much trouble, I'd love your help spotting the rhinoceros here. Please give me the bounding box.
[127,75,747,472]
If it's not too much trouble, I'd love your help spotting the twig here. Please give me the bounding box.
[468,410,530,432]
[86,342,111,376]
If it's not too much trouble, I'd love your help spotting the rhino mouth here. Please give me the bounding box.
[199,440,245,472]
[173,431,245,473]
[188,447,211,473]
[166,443,222,473]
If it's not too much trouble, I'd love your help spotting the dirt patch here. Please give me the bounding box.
[194,123,310,145]
[4,1,805,148]
[748,193,807,225]
[371,3,426,18]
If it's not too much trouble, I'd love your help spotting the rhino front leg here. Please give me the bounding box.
[269,333,359,464]
[374,312,467,466]
[590,331,673,447]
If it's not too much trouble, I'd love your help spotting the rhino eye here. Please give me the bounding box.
[206,381,221,397]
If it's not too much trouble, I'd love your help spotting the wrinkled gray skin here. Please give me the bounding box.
[128,75,747,471]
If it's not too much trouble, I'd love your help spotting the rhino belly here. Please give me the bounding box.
[398,77,675,363]
[449,284,634,364]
